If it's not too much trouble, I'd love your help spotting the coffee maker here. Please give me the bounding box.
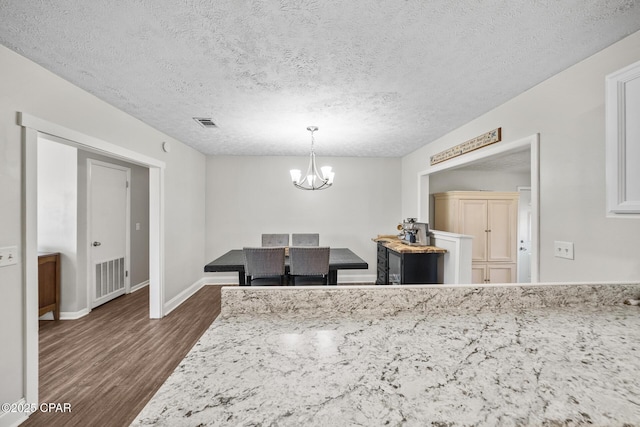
[398,218,430,246]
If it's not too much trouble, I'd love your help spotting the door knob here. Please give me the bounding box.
[93,241,101,247]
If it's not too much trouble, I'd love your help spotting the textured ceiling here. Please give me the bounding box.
[1,1,640,157]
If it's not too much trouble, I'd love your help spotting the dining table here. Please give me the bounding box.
[204,248,369,285]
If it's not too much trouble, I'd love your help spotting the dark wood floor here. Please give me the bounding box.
[22,285,222,427]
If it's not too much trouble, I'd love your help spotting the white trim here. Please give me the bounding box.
[23,127,39,408]
[203,273,241,285]
[605,59,640,216]
[86,159,131,309]
[20,113,166,413]
[0,398,30,427]
[148,167,164,318]
[38,308,91,321]
[336,273,377,283]
[163,277,208,315]
[38,281,151,321]
[20,113,164,168]
[417,133,540,283]
[130,280,150,293]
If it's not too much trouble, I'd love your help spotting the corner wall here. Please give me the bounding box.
[401,30,640,282]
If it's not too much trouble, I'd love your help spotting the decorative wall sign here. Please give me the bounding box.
[430,128,502,166]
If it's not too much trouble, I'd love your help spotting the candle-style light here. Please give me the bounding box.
[290,126,334,190]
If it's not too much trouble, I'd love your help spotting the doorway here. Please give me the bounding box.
[22,113,166,406]
[418,133,540,283]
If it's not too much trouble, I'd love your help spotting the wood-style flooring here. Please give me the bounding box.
[21,285,222,427]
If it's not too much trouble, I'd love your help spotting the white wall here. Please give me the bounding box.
[205,156,401,282]
[37,138,79,313]
[0,44,205,408]
[429,169,530,194]
[402,30,640,282]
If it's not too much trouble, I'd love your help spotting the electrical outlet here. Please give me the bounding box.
[0,246,19,267]
[554,241,574,260]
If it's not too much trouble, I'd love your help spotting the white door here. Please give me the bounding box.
[517,187,532,283]
[89,160,130,308]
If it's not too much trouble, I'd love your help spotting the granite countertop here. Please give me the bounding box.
[373,235,447,254]
[133,305,640,426]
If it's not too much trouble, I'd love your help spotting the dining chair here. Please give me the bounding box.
[288,246,330,286]
[261,233,289,247]
[242,247,286,285]
[291,233,320,246]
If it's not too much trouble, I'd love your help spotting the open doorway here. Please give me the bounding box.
[36,135,150,320]
[418,134,539,283]
[21,113,166,406]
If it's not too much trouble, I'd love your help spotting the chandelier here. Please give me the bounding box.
[290,126,335,190]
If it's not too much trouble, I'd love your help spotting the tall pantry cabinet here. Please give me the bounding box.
[434,191,519,284]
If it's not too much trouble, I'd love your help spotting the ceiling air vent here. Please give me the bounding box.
[193,117,217,128]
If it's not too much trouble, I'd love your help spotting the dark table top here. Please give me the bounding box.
[204,248,368,272]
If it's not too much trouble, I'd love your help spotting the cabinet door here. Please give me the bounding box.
[487,263,516,283]
[487,199,517,262]
[459,199,488,262]
[471,264,486,284]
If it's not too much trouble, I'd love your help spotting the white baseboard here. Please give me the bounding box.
[38,307,90,321]
[130,280,149,293]
[0,398,29,427]
[163,277,209,316]
[38,281,148,321]
[336,273,376,284]
[202,273,240,285]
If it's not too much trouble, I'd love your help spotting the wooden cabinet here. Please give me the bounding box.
[434,191,518,284]
[375,241,441,284]
[388,250,440,284]
[38,252,60,320]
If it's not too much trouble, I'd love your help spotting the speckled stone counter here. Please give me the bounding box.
[221,282,640,318]
[132,283,640,426]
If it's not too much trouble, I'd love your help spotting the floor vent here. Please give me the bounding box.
[95,257,125,299]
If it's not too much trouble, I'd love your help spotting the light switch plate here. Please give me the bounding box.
[554,241,574,260]
[0,246,19,267]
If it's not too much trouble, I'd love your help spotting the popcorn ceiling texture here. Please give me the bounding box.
[1,0,640,156]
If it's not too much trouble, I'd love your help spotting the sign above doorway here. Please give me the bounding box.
[430,128,502,166]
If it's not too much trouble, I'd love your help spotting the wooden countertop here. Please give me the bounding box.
[372,235,447,254]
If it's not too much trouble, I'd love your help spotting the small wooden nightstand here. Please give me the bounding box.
[38,252,60,320]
